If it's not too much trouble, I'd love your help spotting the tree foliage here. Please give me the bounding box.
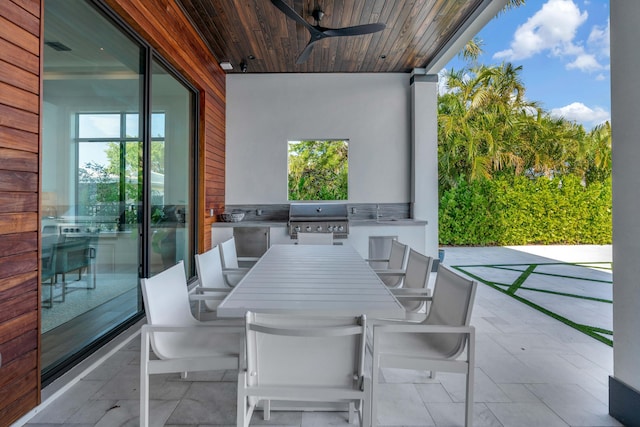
[437,62,612,245]
[288,140,348,200]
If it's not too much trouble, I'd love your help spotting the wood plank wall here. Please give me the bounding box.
[0,0,225,424]
[105,0,227,252]
[0,0,42,425]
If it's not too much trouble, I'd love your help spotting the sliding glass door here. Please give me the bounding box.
[42,0,197,382]
[149,59,195,277]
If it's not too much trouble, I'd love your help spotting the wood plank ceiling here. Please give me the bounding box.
[177,0,485,73]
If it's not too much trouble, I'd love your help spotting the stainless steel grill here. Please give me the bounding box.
[288,202,349,239]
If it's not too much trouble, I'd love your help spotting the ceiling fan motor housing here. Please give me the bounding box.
[312,9,324,23]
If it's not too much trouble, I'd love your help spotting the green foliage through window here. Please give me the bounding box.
[288,140,348,201]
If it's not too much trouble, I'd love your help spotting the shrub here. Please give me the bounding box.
[438,176,612,246]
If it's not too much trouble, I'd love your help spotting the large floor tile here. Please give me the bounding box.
[166,382,237,425]
[485,402,569,427]
[525,384,622,426]
[374,383,435,426]
[426,403,502,427]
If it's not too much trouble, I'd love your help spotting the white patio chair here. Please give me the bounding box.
[219,236,257,286]
[140,260,243,427]
[238,312,371,427]
[371,265,477,427]
[296,232,334,245]
[367,235,398,270]
[384,249,434,321]
[193,245,233,319]
[370,240,408,288]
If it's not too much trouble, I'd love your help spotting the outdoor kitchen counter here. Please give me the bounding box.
[211,221,287,228]
[211,219,427,227]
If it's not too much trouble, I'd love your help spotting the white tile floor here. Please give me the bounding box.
[20,245,620,427]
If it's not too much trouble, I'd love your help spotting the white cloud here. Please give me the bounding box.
[595,73,606,81]
[494,0,588,61]
[588,18,610,57]
[566,53,602,72]
[493,0,609,74]
[550,102,610,127]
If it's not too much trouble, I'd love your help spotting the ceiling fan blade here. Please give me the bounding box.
[323,23,386,37]
[270,0,314,32]
[296,40,317,64]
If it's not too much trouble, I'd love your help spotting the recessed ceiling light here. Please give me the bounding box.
[219,61,233,71]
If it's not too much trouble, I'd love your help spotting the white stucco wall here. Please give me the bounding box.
[611,1,640,393]
[226,73,411,204]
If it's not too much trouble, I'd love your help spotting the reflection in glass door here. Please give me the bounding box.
[41,0,143,380]
[149,59,194,277]
[42,0,198,382]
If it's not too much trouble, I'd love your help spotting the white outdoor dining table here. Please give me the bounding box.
[216,243,405,319]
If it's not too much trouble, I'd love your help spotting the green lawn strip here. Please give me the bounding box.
[453,265,613,347]
[517,286,612,303]
[491,264,612,284]
[506,264,537,295]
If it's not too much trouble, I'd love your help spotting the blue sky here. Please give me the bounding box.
[444,0,610,131]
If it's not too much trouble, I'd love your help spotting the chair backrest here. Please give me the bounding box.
[400,249,433,312]
[41,235,59,280]
[140,261,198,358]
[296,232,334,245]
[423,265,477,358]
[368,235,397,269]
[245,313,366,391]
[195,245,228,309]
[379,240,408,287]
[219,237,240,269]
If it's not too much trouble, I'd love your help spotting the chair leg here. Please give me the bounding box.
[361,377,372,427]
[465,368,474,427]
[348,402,355,424]
[371,355,380,427]
[263,399,271,420]
[140,332,150,427]
[465,332,475,427]
[237,372,254,427]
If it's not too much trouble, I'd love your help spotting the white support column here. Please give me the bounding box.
[410,71,439,259]
[610,2,640,425]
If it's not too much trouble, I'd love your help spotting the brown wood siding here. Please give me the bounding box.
[105,0,226,253]
[0,1,225,423]
[0,0,42,425]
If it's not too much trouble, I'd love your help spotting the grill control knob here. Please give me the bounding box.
[316,225,323,232]
[338,225,344,232]
[305,226,312,232]
[294,225,301,232]
[327,226,334,232]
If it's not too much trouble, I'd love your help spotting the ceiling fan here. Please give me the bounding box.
[270,0,386,64]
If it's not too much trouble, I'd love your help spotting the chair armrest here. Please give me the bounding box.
[373,324,474,335]
[237,256,260,262]
[374,269,406,277]
[366,258,389,263]
[142,324,242,333]
[391,288,432,301]
[194,287,231,294]
[190,293,229,302]
[223,267,250,275]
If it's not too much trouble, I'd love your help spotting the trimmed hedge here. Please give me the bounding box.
[438,175,612,246]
